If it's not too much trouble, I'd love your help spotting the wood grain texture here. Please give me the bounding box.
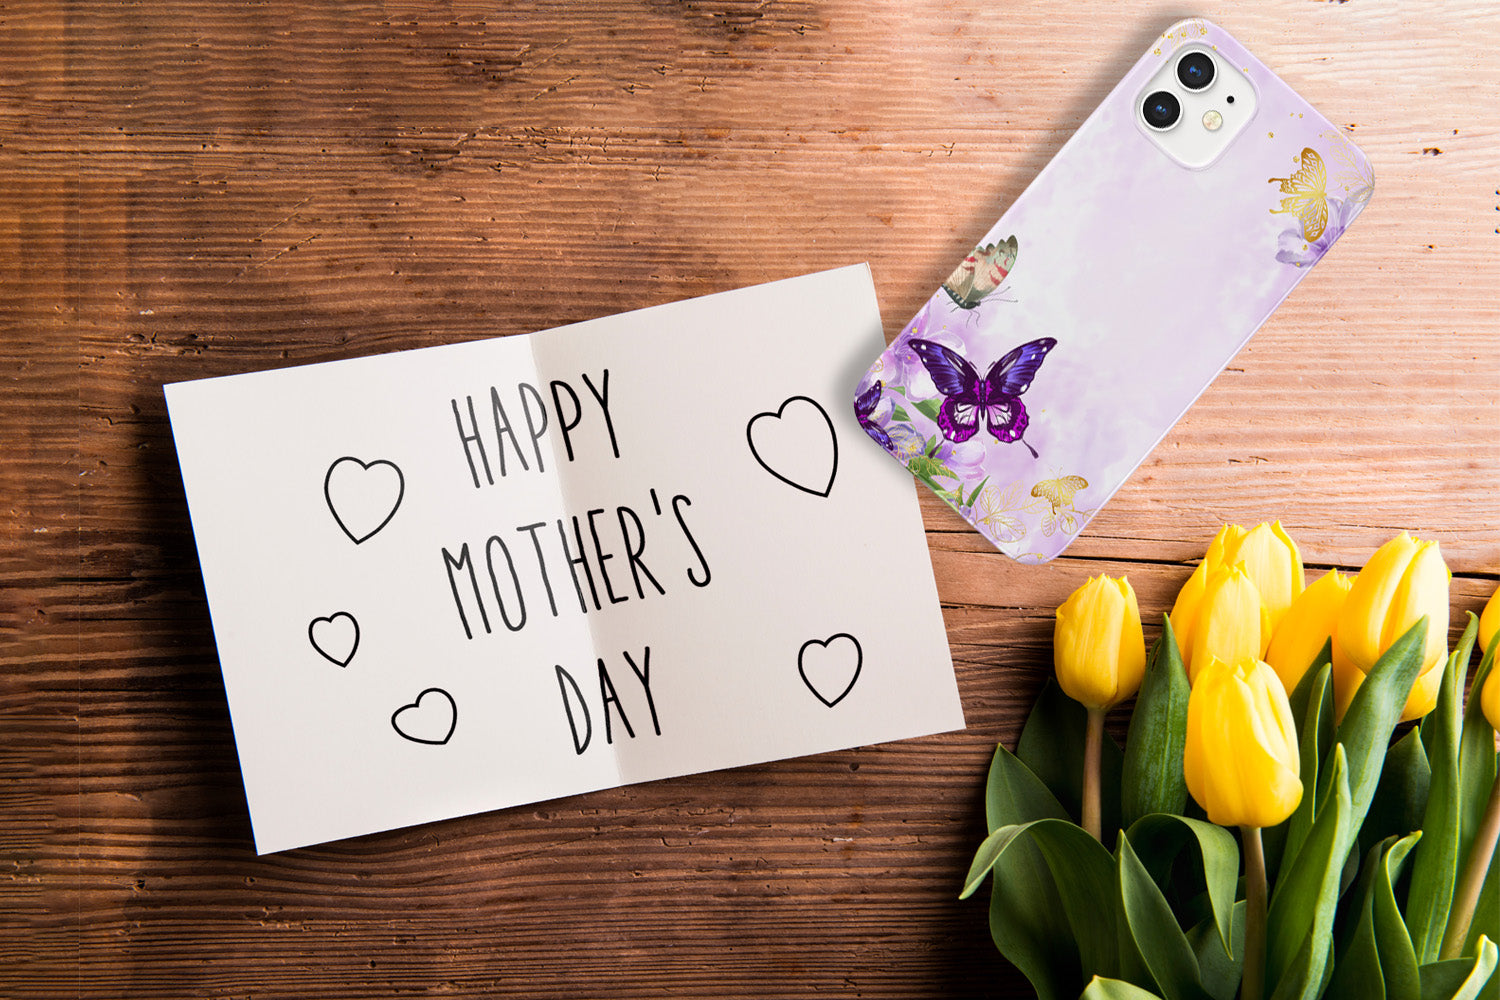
[4,1,1498,997]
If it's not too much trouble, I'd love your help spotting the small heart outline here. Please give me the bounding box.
[324,456,405,545]
[798,632,863,708]
[308,611,360,667]
[746,395,839,498]
[391,688,458,746]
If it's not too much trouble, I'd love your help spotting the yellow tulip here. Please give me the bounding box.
[1170,523,1296,679]
[1224,522,1305,634]
[1264,569,1352,695]
[1185,565,1271,683]
[1483,662,1500,733]
[1170,524,1245,660]
[1332,533,1450,722]
[1484,585,1500,732]
[1184,655,1303,828]
[1480,584,1500,657]
[1054,575,1147,710]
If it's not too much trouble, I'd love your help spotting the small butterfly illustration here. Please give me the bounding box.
[977,483,1028,543]
[853,380,892,451]
[1030,475,1093,536]
[942,236,1019,310]
[1037,505,1094,538]
[908,337,1057,458]
[1030,475,1089,512]
[1269,147,1328,243]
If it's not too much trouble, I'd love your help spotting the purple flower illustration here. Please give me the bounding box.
[1276,196,1356,268]
[883,303,966,393]
[933,437,988,481]
[886,424,927,464]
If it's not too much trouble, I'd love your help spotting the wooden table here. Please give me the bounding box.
[4,2,1497,997]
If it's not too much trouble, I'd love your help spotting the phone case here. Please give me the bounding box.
[855,18,1373,563]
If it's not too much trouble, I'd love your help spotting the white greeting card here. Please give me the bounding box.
[165,264,962,854]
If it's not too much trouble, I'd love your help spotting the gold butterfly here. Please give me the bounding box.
[1038,505,1094,538]
[1030,475,1089,512]
[1268,148,1328,242]
[978,483,1028,543]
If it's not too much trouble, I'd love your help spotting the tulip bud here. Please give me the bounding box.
[1483,662,1500,733]
[1265,569,1352,694]
[1170,524,1245,660]
[1223,522,1305,634]
[1184,655,1303,828]
[1332,533,1450,722]
[1185,565,1272,683]
[1480,584,1500,657]
[1054,575,1146,711]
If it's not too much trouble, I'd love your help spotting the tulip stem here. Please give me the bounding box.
[1083,708,1104,841]
[1440,775,1500,960]
[1241,826,1267,1000]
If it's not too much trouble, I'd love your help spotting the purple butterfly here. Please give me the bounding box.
[908,337,1057,458]
[853,380,893,451]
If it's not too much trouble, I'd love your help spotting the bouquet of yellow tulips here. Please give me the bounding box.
[962,524,1500,1000]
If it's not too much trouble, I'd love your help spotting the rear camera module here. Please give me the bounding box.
[1176,51,1216,91]
[1137,44,1256,168]
[1142,90,1181,131]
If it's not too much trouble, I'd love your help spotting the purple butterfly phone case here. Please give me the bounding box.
[855,19,1373,563]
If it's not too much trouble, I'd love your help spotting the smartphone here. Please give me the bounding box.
[854,18,1372,563]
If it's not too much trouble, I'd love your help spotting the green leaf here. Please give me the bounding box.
[890,404,910,422]
[964,823,1034,899]
[1118,833,1214,1000]
[1272,636,1336,874]
[1080,977,1167,1000]
[1268,935,1332,1000]
[1018,679,1125,841]
[913,396,942,424]
[1326,882,1387,1000]
[1406,615,1478,962]
[986,742,1069,832]
[1127,814,1240,959]
[1268,745,1352,1000]
[1418,958,1468,1000]
[1464,853,1498,957]
[1457,632,1498,884]
[1372,836,1423,1000]
[1332,845,1386,1000]
[1329,619,1431,865]
[1417,936,1498,1000]
[1123,621,1191,826]
[1187,902,1246,1000]
[1273,662,1334,882]
[1031,821,1127,980]
[962,819,1124,982]
[1359,727,1431,859]
[1283,637,1335,743]
[987,839,1081,1000]
[964,476,990,508]
[974,747,1078,1000]
[1328,833,1422,1000]
[907,453,956,482]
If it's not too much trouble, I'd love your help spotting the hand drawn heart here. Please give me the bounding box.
[308,611,360,667]
[798,633,863,708]
[391,688,457,746]
[746,395,838,498]
[324,456,405,544]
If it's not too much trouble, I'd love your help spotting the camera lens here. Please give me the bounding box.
[1176,51,1215,91]
[1142,90,1181,130]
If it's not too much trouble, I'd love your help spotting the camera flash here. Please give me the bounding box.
[1202,110,1224,131]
